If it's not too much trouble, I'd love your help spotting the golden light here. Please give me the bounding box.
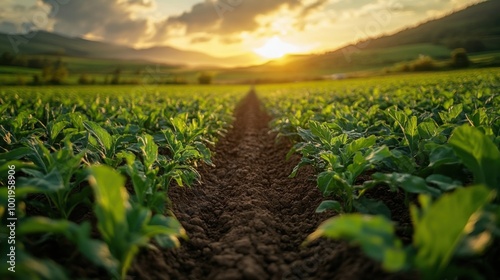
[253,36,298,59]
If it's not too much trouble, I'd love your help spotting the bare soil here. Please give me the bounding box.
[130,91,415,280]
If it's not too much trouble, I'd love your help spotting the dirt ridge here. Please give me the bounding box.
[132,91,406,280]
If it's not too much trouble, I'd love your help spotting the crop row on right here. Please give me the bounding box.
[259,68,500,280]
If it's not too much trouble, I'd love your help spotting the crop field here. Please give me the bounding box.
[1,68,500,279]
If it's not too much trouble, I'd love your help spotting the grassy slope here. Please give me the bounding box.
[217,1,500,82]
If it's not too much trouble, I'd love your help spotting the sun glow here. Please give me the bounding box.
[253,36,298,59]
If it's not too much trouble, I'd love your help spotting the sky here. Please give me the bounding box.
[0,0,484,58]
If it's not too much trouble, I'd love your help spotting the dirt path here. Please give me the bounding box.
[132,91,408,280]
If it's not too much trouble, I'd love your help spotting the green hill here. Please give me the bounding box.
[217,0,500,82]
[0,31,262,67]
[352,0,500,52]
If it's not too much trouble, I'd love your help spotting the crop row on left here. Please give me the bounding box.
[0,85,245,279]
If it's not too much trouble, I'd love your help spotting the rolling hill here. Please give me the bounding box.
[219,0,500,80]
[0,31,262,67]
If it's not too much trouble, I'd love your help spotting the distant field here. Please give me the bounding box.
[2,48,500,85]
[348,43,452,64]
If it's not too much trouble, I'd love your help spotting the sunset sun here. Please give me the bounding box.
[253,36,298,59]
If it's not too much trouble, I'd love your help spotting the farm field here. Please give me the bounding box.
[1,68,500,280]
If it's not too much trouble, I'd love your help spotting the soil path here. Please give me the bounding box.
[132,91,408,280]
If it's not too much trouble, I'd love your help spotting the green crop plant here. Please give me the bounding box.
[0,84,244,278]
[260,69,500,279]
[306,184,497,279]
[87,165,186,279]
[13,140,89,219]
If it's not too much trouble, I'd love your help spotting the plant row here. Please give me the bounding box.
[0,85,245,279]
[260,69,500,279]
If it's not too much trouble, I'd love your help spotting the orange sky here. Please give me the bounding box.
[1,0,485,57]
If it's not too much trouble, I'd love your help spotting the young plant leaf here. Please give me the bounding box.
[448,125,500,189]
[353,197,391,219]
[412,185,494,279]
[305,214,406,272]
[315,200,342,213]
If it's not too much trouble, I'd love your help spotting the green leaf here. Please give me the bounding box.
[418,121,438,140]
[372,172,441,196]
[353,197,391,219]
[77,237,119,278]
[384,150,416,173]
[448,125,500,189]
[470,108,487,127]
[87,165,132,279]
[194,142,213,166]
[315,200,342,213]
[439,104,463,123]
[87,166,129,247]
[405,116,418,153]
[347,152,369,183]
[139,134,158,170]
[126,207,151,235]
[14,251,69,280]
[320,152,342,170]
[317,171,350,196]
[425,174,462,191]
[48,121,69,143]
[305,214,406,272]
[19,216,76,234]
[386,108,416,153]
[148,214,187,241]
[18,168,65,192]
[345,136,376,158]
[19,217,119,278]
[427,145,460,168]
[412,185,494,278]
[84,121,114,156]
[0,161,37,181]
[0,147,32,161]
[448,103,463,120]
[309,121,334,145]
[365,146,392,163]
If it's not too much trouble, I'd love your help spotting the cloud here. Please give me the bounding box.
[41,0,152,45]
[165,0,302,35]
[127,0,154,7]
[295,0,330,30]
[0,1,54,34]
[300,0,329,17]
[190,36,212,44]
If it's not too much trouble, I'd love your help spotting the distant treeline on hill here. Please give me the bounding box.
[0,51,190,86]
[1,51,52,69]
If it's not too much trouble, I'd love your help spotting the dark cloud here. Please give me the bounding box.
[301,0,329,17]
[41,0,150,45]
[165,0,302,35]
[295,0,329,30]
